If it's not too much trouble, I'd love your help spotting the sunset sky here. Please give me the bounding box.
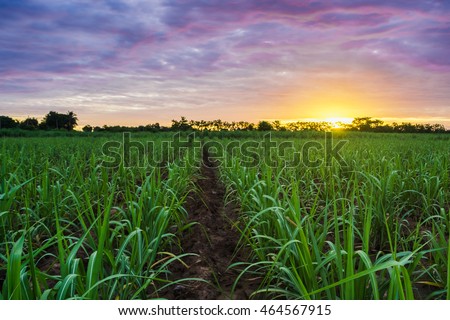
[1,0,449,127]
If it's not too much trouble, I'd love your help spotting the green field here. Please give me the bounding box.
[0,132,449,300]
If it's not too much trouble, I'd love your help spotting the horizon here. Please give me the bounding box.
[3,113,450,131]
[0,1,449,127]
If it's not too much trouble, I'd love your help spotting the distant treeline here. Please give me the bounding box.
[0,112,448,134]
[0,111,77,131]
[82,116,449,133]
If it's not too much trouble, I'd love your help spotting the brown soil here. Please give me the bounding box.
[159,148,259,299]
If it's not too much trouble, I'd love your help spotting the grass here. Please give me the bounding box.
[221,132,449,299]
[0,136,199,299]
[0,132,449,299]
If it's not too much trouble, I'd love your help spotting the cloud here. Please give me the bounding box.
[0,0,449,126]
[307,12,391,27]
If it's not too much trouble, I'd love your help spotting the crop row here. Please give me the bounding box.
[219,134,450,299]
[0,137,199,299]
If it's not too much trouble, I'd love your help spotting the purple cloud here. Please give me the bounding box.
[0,0,449,126]
[307,12,391,27]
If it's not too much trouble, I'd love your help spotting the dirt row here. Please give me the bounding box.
[160,148,258,299]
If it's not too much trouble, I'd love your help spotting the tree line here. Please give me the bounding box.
[0,112,448,133]
[0,111,78,131]
[88,116,448,133]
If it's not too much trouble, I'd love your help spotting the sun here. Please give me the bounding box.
[325,117,353,129]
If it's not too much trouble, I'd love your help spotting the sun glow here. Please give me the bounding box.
[324,117,353,128]
[284,80,379,127]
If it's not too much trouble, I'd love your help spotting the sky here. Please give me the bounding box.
[0,0,449,127]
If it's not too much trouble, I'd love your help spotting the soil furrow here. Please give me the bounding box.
[162,147,257,299]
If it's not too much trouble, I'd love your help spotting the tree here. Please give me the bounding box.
[351,117,384,131]
[93,126,104,132]
[19,118,39,130]
[66,111,78,130]
[272,120,286,131]
[431,124,446,133]
[171,116,192,131]
[145,123,160,132]
[41,111,61,130]
[41,111,78,130]
[82,125,93,132]
[0,116,18,129]
[257,121,273,131]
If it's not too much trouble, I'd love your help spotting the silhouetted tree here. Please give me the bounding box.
[350,117,384,131]
[0,116,19,129]
[145,123,161,132]
[66,111,78,130]
[19,118,39,130]
[433,124,446,133]
[272,120,287,131]
[41,111,78,130]
[171,116,192,131]
[286,121,331,132]
[257,121,273,131]
[82,125,93,132]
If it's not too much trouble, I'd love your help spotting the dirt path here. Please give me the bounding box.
[161,148,258,299]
